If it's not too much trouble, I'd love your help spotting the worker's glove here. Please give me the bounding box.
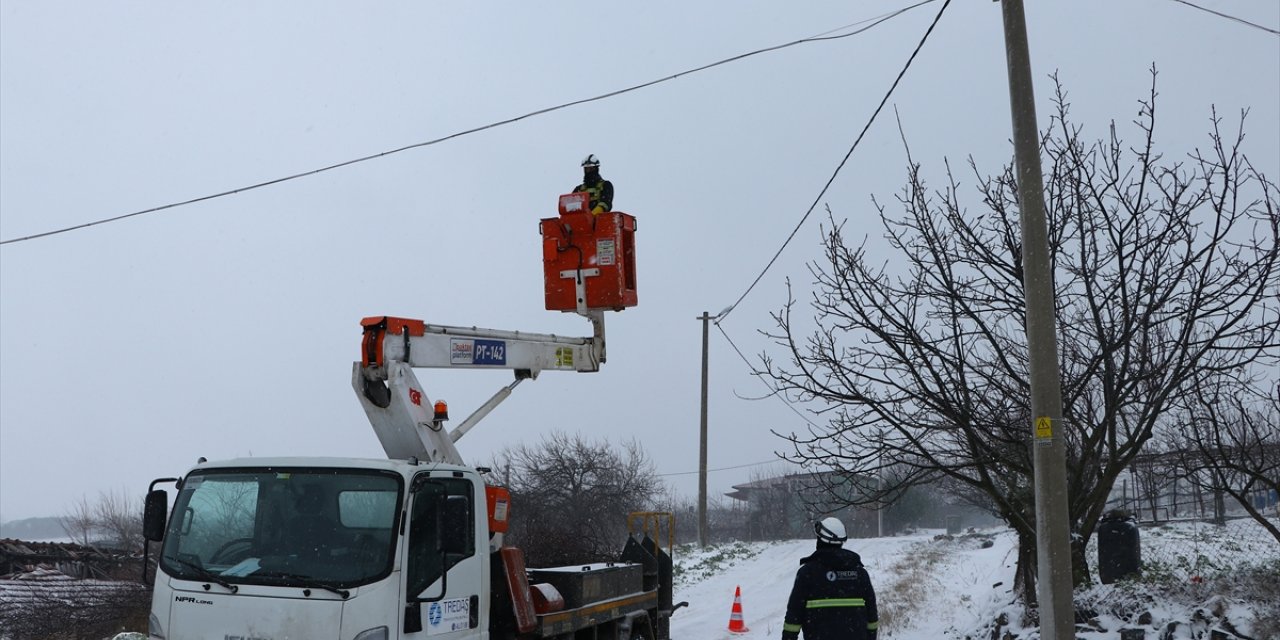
[781,632,799,640]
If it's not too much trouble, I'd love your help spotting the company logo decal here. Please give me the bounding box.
[427,597,471,635]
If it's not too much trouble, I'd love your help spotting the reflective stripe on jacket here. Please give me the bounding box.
[781,546,878,640]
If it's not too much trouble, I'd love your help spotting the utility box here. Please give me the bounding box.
[541,193,637,312]
[527,563,642,609]
[486,485,511,534]
[1098,510,1142,584]
[945,516,962,535]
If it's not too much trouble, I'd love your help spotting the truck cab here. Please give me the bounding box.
[147,456,490,640]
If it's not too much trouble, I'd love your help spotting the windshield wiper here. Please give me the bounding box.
[259,570,350,599]
[165,556,239,594]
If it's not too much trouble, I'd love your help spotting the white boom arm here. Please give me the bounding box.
[352,313,605,464]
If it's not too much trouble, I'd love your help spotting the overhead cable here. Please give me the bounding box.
[1167,0,1280,35]
[715,0,952,322]
[657,459,782,477]
[0,0,938,247]
[715,322,825,432]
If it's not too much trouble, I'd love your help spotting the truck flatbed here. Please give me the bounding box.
[535,589,657,637]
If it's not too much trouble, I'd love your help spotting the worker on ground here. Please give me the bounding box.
[573,154,613,214]
[782,517,879,640]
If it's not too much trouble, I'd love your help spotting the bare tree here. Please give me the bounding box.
[58,488,146,556]
[1171,381,1280,542]
[94,488,144,553]
[1128,446,1179,523]
[760,72,1279,601]
[491,432,663,566]
[657,491,745,544]
[60,495,97,546]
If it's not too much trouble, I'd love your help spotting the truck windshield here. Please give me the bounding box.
[159,468,402,589]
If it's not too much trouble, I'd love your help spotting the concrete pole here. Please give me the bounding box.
[877,485,884,538]
[698,312,711,548]
[999,2,1076,638]
[878,428,884,538]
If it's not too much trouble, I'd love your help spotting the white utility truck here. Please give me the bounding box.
[141,198,675,639]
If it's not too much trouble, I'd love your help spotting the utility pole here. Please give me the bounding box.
[877,428,884,538]
[877,483,883,538]
[999,2,1075,638]
[697,312,711,548]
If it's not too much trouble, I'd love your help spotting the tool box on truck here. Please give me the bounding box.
[526,562,643,609]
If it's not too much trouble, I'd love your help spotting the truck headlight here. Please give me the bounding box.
[353,626,388,640]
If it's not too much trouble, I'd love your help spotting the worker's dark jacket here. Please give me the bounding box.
[782,545,879,640]
[572,176,613,213]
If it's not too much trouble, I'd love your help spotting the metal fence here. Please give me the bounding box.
[1087,514,1280,583]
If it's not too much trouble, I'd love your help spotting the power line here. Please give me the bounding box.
[715,322,824,432]
[657,459,781,477]
[1167,0,1280,35]
[0,0,937,247]
[716,0,952,321]
[808,1,935,39]
[703,0,955,448]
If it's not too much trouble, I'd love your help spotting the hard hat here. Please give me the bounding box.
[815,517,847,544]
[581,154,600,168]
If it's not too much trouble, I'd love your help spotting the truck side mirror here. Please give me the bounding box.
[143,489,168,542]
[440,495,470,556]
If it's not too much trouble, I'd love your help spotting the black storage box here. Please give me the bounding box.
[527,563,642,609]
[1098,510,1142,584]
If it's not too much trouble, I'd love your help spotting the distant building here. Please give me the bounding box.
[726,472,878,540]
[727,471,1000,540]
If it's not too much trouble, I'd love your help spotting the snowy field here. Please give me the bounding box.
[669,519,1279,640]
[4,521,1273,639]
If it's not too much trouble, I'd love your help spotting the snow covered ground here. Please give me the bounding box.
[670,531,1007,640]
[6,520,1273,638]
[669,520,1279,640]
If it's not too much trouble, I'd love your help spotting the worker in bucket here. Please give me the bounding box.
[781,517,880,640]
[572,154,613,214]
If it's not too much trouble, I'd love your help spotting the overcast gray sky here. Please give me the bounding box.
[2,1,1277,523]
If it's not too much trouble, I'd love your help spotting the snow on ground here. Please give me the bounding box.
[669,530,1013,640]
[669,521,1279,640]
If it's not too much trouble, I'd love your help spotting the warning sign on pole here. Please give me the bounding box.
[1035,416,1053,439]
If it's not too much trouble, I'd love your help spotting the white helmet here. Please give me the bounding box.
[581,154,600,168]
[815,517,847,544]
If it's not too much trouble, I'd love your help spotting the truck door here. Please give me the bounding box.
[402,475,486,639]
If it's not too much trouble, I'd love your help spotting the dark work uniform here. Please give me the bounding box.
[782,545,879,640]
[572,174,614,213]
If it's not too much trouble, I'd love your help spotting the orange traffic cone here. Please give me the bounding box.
[727,585,750,633]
